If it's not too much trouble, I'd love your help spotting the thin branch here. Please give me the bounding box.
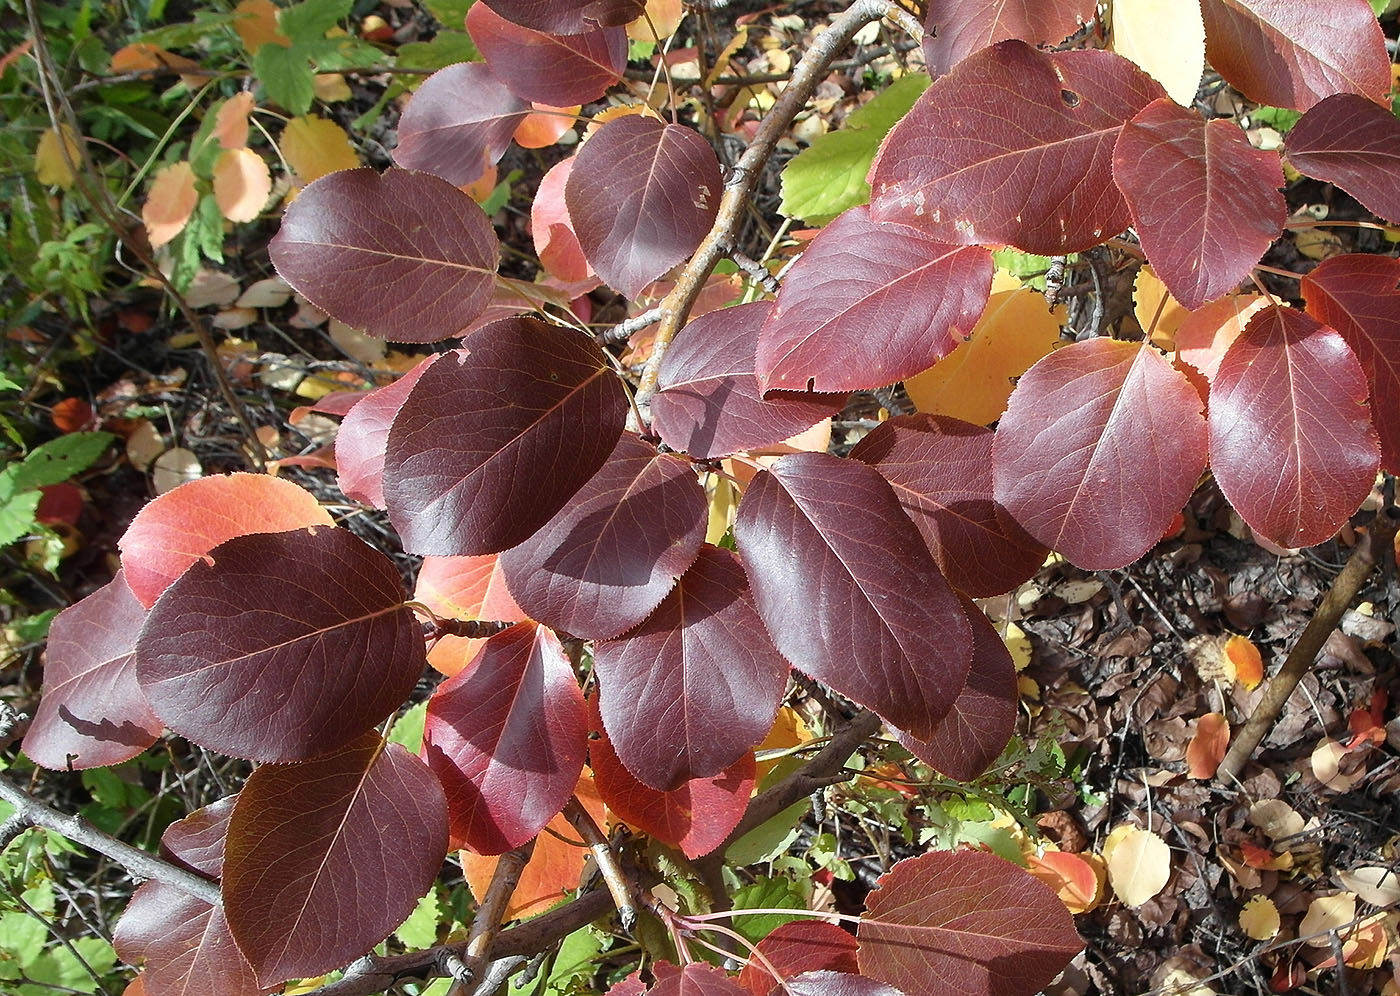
[447,840,535,996]
[598,308,663,345]
[563,797,635,930]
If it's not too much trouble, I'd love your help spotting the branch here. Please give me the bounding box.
[563,797,635,929]
[0,773,222,907]
[446,840,535,996]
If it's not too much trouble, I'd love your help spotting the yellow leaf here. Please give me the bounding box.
[704,473,736,546]
[281,115,358,183]
[213,92,255,150]
[36,124,81,188]
[1105,825,1172,907]
[313,73,352,103]
[1003,622,1033,672]
[1248,799,1305,841]
[627,0,684,40]
[233,0,290,54]
[212,147,272,222]
[904,287,1064,425]
[1239,895,1280,940]
[142,161,199,249]
[755,705,811,781]
[1300,893,1358,945]
[1133,266,1188,349]
[1110,0,1206,106]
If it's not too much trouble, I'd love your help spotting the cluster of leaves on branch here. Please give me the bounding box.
[15,0,1400,994]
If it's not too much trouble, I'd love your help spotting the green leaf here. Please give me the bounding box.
[137,12,244,48]
[0,884,51,970]
[725,798,806,866]
[7,431,111,493]
[0,491,41,548]
[278,0,353,44]
[389,700,427,754]
[0,374,21,391]
[17,936,116,995]
[845,73,932,131]
[1248,105,1303,134]
[394,888,441,949]
[730,876,806,945]
[255,42,316,114]
[9,609,58,645]
[509,925,603,995]
[423,0,476,28]
[395,33,481,85]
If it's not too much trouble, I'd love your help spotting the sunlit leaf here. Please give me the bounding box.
[1239,895,1280,940]
[1299,892,1358,940]
[1104,825,1171,906]
[1025,850,1101,915]
[1174,294,1270,400]
[415,553,526,676]
[482,0,645,35]
[531,157,594,284]
[334,354,443,509]
[1109,0,1205,105]
[919,0,1095,78]
[1185,712,1229,779]
[1224,634,1264,690]
[736,922,859,996]
[280,114,358,183]
[514,102,580,148]
[212,148,272,223]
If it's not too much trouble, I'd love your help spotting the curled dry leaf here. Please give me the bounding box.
[1104,824,1172,907]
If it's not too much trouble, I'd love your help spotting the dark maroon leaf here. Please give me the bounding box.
[1302,254,1400,472]
[587,692,754,859]
[482,0,644,33]
[1209,306,1379,548]
[566,115,722,298]
[467,1,625,106]
[1286,94,1400,224]
[592,545,789,791]
[500,433,706,640]
[849,414,1045,598]
[755,206,991,392]
[895,593,1017,782]
[870,42,1163,254]
[336,353,442,509]
[23,572,161,770]
[735,453,971,741]
[921,0,1095,77]
[736,922,860,996]
[136,527,424,762]
[424,622,587,853]
[650,963,750,996]
[393,63,530,186]
[1113,98,1285,310]
[1200,0,1390,111]
[114,800,264,996]
[223,734,448,985]
[857,851,1083,996]
[652,302,845,459]
[383,320,628,556]
[782,973,908,996]
[269,169,497,343]
[993,339,1207,569]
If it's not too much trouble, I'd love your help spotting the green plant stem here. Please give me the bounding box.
[1216,504,1400,783]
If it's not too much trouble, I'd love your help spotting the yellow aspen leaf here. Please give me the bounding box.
[627,0,684,40]
[1109,0,1205,107]
[513,104,581,149]
[213,92,255,150]
[233,0,289,54]
[1223,634,1264,690]
[1240,895,1280,940]
[904,287,1065,425]
[1105,825,1172,907]
[1185,712,1230,779]
[1299,893,1358,945]
[755,705,811,781]
[313,73,352,103]
[212,147,272,223]
[142,161,199,249]
[1133,266,1188,349]
[1026,850,1101,914]
[281,115,358,183]
[35,124,81,188]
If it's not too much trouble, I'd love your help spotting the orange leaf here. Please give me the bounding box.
[1185,712,1229,779]
[513,104,580,149]
[109,43,202,87]
[281,115,358,183]
[1223,634,1264,690]
[1133,266,1188,349]
[212,147,272,222]
[1026,850,1101,914]
[1174,294,1268,402]
[233,0,290,53]
[1239,840,1292,870]
[142,161,199,249]
[416,555,527,677]
[213,92,255,150]
[1346,689,1388,750]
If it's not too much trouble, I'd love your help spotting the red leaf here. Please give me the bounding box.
[35,483,83,526]
[870,42,1163,254]
[51,397,94,433]
[755,206,991,392]
[424,622,587,853]
[222,734,448,985]
[1209,306,1379,548]
[119,473,333,607]
[393,63,529,186]
[920,0,1095,77]
[1303,254,1400,472]
[23,572,160,770]
[781,973,908,996]
[532,157,594,284]
[1286,94,1400,225]
[269,168,498,343]
[849,414,1045,598]
[592,546,789,791]
[468,2,625,106]
[383,321,628,556]
[566,115,721,299]
[650,963,751,996]
[499,433,706,640]
[1112,98,1285,310]
[856,851,1083,996]
[736,922,859,996]
[895,593,1017,782]
[482,0,644,33]
[135,528,424,762]
[652,301,846,459]
[587,693,755,859]
[336,354,443,509]
[1199,0,1390,112]
[734,453,971,741]
[993,339,1207,569]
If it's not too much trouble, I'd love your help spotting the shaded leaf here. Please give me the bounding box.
[223,734,448,985]
[857,850,1082,996]
[393,62,529,186]
[736,920,859,996]
[423,622,587,853]
[870,41,1164,253]
[213,93,255,150]
[136,527,424,761]
[514,102,581,149]
[920,0,1095,78]
[1173,294,1270,400]
[1109,0,1206,106]
[211,148,271,225]
[780,973,907,996]
[382,321,628,555]
[850,415,1045,598]
[280,114,358,183]
[468,2,626,106]
[532,157,594,284]
[735,453,971,741]
[993,339,1207,569]
[650,963,750,996]
[1336,867,1400,907]
[1104,825,1171,906]
[1209,306,1378,548]
[500,433,706,640]
[1113,98,1284,310]
[23,572,161,770]
[566,115,721,298]
[652,301,845,460]
[1186,712,1230,778]
[119,472,333,607]
[335,354,444,509]
[1287,93,1400,225]
[755,206,992,393]
[483,0,644,34]
[143,162,198,249]
[35,124,80,188]
[270,168,498,343]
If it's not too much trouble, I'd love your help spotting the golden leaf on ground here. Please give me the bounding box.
[755,705,810,782]
[1224,635,1264,690]
[1003,622,1033,672]
[1239,895,1280,939]
[1105,825,1172,907]
[1249,799,1305,840]
[1110,0,1205,106]
[1185,712,1229,779]
[212,147,272,222]
[1299,893,1358,945]
[213,92,255,150]
[142,161,199,249]
[36,125,81,188]
[281,115,358,183]
[1133,267,1188,349]
[233,0,289,53]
